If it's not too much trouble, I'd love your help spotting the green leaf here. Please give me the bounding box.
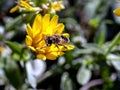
[73,44,105,57]
[60,72,73,90]
[107,54,120,71]
[105,32,120,55]
[94,22,106,45]
[5,41,22,54]
[4,57,23,89]
[84,0,101,19]
[65,18,77,25]
[82,43,105,54]
[64,51,73,64]
[89,18,100,28]
[77,65,91,85]
[107,54,120,61]
[73,49,94,58]
[36,0,50,6]
[5,16,22,31]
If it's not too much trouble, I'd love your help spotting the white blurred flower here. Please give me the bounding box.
[26,59,46,88]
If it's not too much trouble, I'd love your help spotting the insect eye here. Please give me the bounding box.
[46,37,52,45]
[48,39,52,44]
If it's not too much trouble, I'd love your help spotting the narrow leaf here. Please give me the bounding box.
[5,41,22,54]
[94,22,106,45]
[4,58,23,89]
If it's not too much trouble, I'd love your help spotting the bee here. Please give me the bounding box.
[45,34,70,46]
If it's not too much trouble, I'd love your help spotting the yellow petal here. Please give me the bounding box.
[24,0,30,2]
[113,8,120,16]
[49,15,58,28]
[51,1,64,11]
[9,5,19,13]
[42,14,50,32]
[62,33,70,38]
[62,44,75,51]
[28,46,36,52]
[45,15,58,35]
[49,15,59,33]
[36,47,45,53]
[35,40,46,49]
[33,33,42,45]
[26,24,33,37]
[26,35,32,46]
[58,51,64,56]
[46,52,58,60]
[47,44,58,52]
[0,47,4,53]
[37,54,46,60]
[20,1,35,11]
[53,23,64,34]
[32,14,42,34]
[43,14,50,24]
[67,45,75,50]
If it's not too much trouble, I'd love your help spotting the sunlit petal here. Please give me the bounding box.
[113,8,120,16]
[32,14,42,33]
[28,46,36,52]
[9,5,19,13]
[53,23,64,34]
[37,54,46,60]
[42,14,50,32]
[26,35,32,46]
[33,33,42,45]
[58,51,64,56]
[20,1,35,11]
[49,15,58,28]
[26,24,33,37]
[0,47,4,53]
[51,1,64,11]
[62,33,70,38]
[45,15,58,35]
[46,52,58,60]
[35,40,46,48]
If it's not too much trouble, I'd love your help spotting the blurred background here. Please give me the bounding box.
[1,0,120,90]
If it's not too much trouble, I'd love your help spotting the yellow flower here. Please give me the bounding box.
[10,0,40,13]
[26,14,74,60]
[113,8,120,16]
[51,1,64,11]
[0,46,4,53]
[10,0,64,13]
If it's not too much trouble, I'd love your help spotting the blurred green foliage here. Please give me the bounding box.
[1,0,120,90]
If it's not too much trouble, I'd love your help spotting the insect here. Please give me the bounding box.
[45,34,70,46]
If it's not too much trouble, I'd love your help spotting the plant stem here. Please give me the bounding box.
[105,32,120,55]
